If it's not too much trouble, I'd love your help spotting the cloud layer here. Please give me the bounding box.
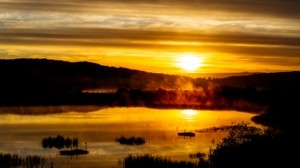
[0,0,300,73]
[1,0,300,19]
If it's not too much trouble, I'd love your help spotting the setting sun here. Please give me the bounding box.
[177,54,203,72]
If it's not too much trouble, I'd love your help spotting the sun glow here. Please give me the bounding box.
[181,109,197,122]
[177,53,203,71]
[182,109,197,116]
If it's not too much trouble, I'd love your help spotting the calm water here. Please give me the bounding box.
[0,107,259,168]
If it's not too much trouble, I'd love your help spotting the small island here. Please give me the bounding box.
[42,135,89,156]
[59,149,89,156]
[178,132,196,137]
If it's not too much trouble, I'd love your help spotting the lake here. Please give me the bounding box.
[0,106,260,168]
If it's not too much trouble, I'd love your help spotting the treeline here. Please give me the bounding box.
[0,87,265,113]
[114,87,264,112]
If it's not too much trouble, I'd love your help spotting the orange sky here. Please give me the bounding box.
[0,0,300,75]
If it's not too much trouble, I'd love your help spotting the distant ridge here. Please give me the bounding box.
[0,59,299,92]
[0,58,195,91]
[192,72,253,78]
[212,71,300,88]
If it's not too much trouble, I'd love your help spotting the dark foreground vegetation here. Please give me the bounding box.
[123,154,197,168]
[123,123,293,168]
[0,153,46,168]
[195,121,251,133]
[115,136,146,146]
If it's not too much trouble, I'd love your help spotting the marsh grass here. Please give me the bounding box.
[0,153,46,168]
[115,136,146,146]
[123,154,197,168]
[123,123,284,168]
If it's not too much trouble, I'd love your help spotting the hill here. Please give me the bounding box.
[0,59,198,93]
[212,71,300,89]
[2,59,299,92]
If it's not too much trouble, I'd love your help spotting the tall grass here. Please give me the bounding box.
[115,136,146,146]
[123,154,198,168]
[0,153,46,168]
[42,135,78,149]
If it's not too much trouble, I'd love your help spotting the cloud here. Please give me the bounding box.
[0,28,299,47]
[1,0,299,37]
[1,28,300,67]
[1,0,300,19]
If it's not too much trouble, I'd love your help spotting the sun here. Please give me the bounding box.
[177,53,203,71]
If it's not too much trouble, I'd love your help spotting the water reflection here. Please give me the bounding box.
[181,109,197,122]
[0,107,259,168]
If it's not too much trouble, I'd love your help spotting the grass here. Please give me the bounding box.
[0,153,46,168]
[115,136,146,146]
[42,135,79,149]
[123,154,198,168]
[195,122,254,133]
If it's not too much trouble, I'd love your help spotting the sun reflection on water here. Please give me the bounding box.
[181,109,197,122]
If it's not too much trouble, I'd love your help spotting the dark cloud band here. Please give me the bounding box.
[1,28,300,57]
[1,0,300,19]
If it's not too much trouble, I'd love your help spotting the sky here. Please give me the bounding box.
[0,0,300,75]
